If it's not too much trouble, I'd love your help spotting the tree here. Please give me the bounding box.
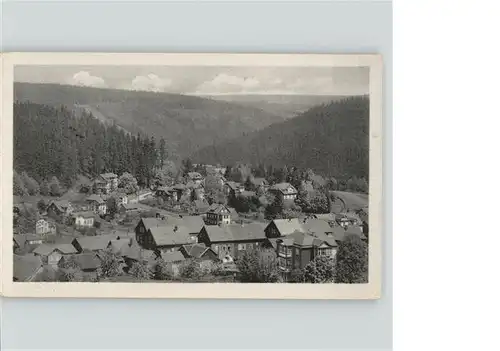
[303,255,336,283]
[99,249,123,278]
[21,171,40,195]
[190,189,197,202]
[49,176,62,196]
[264,195,284,220]
[37,199,47,213]
[13,170,28,196]
[244,175,255,191]
[40,180,50,196]
[334,234,368,283]
[57,267,84,282]
[154,259,174,280]
[309,191,330,213]
[159,138,167,169]
[182,158,194,175]
[106,196,119,218]
[129,261,152,281]
[327,177,338,191]
[179,259,203,280]
[236,249,281,283]
[118,172,139,194]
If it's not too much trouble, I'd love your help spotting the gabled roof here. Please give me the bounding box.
[207,203,231,214]
[13,235,27,248]
[49,200,71,210]
[179,215,205,234]
[180,243,210,259]
[270,182,298,194]
[120,203,140,210]
[161,251,186,263]
[100,172,118,179]
[122,246,156,262]
[86,194,105,204]
[267,218,303,236]
[225,181,242,191]
[72,211,95,219]
[72,234,119,252]
[302,219,333,236]
[187,172,203,179]
[279,231,325,248]
[33,243,78,256]
[149,225,193,247]
[137,218,168,232]
[240,191,256,197]
[14,254,43,281]
[73,253,101,270]
[15,234,44,244]
[312,213,337,221]
[202,223,267,243]
[251,177,268,186]
[194,199,210,211]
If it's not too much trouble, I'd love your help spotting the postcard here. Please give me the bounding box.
[0,53,383,299]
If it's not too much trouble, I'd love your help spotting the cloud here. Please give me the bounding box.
[194,73,263,94]
[128,74,172,92]
[70,71,106,88]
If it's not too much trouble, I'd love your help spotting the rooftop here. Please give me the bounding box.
[203,223,267,243]
[13,254,43,281]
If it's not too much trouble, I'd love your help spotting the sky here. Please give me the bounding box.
[14,65,369,96]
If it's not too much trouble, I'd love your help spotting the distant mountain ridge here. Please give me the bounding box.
[13,82,288,160]
[191,95,369,179]
[202,94,349,119]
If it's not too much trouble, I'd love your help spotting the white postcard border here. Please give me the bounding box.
[0,52,383,299]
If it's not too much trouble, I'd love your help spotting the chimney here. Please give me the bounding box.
[174,225,178,232]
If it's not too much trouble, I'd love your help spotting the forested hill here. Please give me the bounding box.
[14,101,164,187]
[14,82,286,160]
[191,96,369,180]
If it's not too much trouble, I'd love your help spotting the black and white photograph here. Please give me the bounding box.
[1,53,382,299]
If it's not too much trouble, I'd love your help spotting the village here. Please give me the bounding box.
[13,163,369,283]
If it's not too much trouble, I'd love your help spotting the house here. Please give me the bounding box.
[47,200,73,220]
[264,218,304,238]
[169,215,205,242]
[59,252,101,280]
[137,189,153,201]
[336,212,361,228]
[193,199,210,215]
[135,217,168,244]
[250,177,269,191]
[275,230,338,277]
[86,194,107,215]
[94,172,119,194]
[187,172,204,185]
[13,254,44,282]
[160,250,187,276]
[13,234,44,253]
[71,211,95,228]
[197,223,267,260]
[137,223,195,251]
[224,181,244,197]
[155,186,176,202]
[120,245,157,271]
[71,233,123,253]
[118,203,141,215]
[33,243,78,267]
[172,184,190,201]
[114,193,128,205]
[302,218,334,237]
[269,182,298,201]
[240,190,257,198]
[206,203,232,225]
[35,218,56,236]
[178,243,218,262]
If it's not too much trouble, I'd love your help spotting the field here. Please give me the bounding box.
[332,191,368,211]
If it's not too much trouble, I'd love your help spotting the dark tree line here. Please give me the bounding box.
[14,101,166,187]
